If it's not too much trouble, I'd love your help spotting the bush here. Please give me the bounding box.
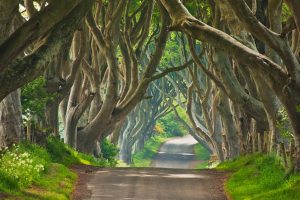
[101,139,119,166]
[0,144,50,188]
[153,124,164,134]
[156,111,186,137]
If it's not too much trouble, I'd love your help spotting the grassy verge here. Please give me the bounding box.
[2,163,76,200]
[193,143,210,169]
[132,133,172,167]
[217,154,300,200]
[0,137,117,199]
[45,137,112,167]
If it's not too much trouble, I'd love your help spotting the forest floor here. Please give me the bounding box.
[72,135,228,200]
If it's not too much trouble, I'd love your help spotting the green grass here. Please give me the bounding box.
[0,137,117,199]
[2,163,76,200]
[0,143,52,191]
[193,143,210,169]
[132,133,172,167]
[217,154,300,200]
[196,161,210,169]
[45,137,109,167]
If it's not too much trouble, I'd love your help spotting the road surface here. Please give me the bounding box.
[151,135,199,169]
[72,136,227,200]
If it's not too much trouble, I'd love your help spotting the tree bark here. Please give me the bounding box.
[0,91,23,148]
[0,1,24,148]
[0,0,94,101]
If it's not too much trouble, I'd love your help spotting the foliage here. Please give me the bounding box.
[176,105,190,123]
[282,3,292,22]
[0,163,76,200]
[159,33,182,69]
[0,143,50,189]
[100,138,119,166]
[21,77,55,120]
[153,124,164,134]
[217,154,300,200]
[185,1,212,22]
[132,106,190,167]
[156,111,186,136]
[132,133,172,167]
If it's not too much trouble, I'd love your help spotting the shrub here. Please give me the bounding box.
[101,139,119,166]
[153,124,165,134]
[156,112,185,136]
[0,144,50,188]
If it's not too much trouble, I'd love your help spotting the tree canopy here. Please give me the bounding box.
[1,0,300,172]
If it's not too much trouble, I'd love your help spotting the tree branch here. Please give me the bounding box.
[150,59,193,81]
[0,1,92,101]
[0,0,84,73]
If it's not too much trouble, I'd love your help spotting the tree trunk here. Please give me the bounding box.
[0,90,23,148]
[0,1,23,148]
[64,110,78,148]
[218,93,240,159]
[45,100,60,137]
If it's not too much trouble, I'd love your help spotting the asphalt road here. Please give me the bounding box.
[151,135,199,169]
[73,135,227,200]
